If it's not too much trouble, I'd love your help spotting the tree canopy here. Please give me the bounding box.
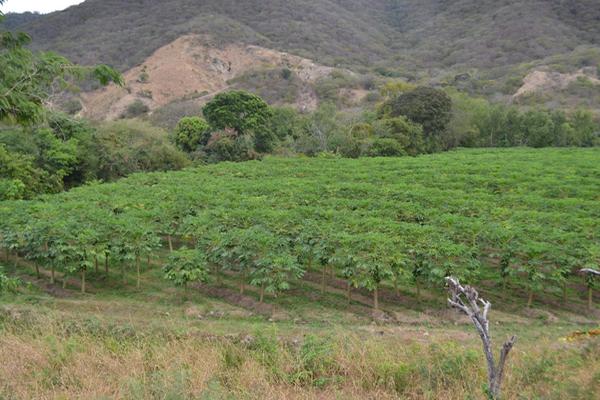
[203,90,273,136]
[0,14,122,125]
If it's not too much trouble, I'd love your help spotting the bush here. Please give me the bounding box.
[172,116,211,152]
[281,68,292,80]
[0,268,21,294]
[268,107,304,140]
[368,138,406,157]
[205,129,259,163]
[383,86,452,145]
[373,117,425,156]
[121,100,149,119]
[61,99,83,115]
[94,120,189,179]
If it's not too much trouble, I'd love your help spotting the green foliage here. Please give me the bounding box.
[163,248,209,288]
[367,138,404,157]
[289,335,337,386]
[172,116,211,152]
[203,90,273,136]
[205,129,259,163]
[268,107,304,141]
[383,87,452,149]
[2,148,598,309]
[0,30,121,125]
[0,143,61,200]
[373,116,425,156]
[94,120,190,179]
[0,267,20,294]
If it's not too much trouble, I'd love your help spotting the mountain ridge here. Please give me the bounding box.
[4,0,600,114]
[6,0,600,74]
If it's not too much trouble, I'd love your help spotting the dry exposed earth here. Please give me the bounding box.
[513,67,600,98]
[81,35,336,120]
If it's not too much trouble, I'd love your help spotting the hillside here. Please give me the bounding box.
[6,0,600,74]
[4,0,600,115]
[4,1,600,73]
[81,35,336,120]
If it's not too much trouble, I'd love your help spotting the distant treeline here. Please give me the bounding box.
[1,86,599,201]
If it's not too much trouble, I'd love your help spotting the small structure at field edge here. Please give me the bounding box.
[446,276,516,400]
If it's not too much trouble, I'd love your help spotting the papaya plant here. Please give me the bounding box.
[163,248,209,290]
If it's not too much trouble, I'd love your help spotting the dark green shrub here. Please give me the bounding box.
[368,138,406,157]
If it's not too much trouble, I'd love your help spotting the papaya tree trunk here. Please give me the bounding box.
[168,235,173,252]
[104,253,109,278]
[13,253,18,268]
[4,248,8,263]
[415,280,421,299]
[147,255,150,266]
[62,273,68,289]
[34,262,40,279]
[81,269,86,294]
[259,283,265,303]
[374,286,379,310]
[121,264,126,285]
[588,286,593,310]
[217,268,222,286]
[527,289,534,308]
[51,265,55,284]
[563,281,568,305]
[240,274,245,295]
[394,276,399,296]
[136,254,141,289]
[346,281,351,304]
[321,265,326,294]
[95,255,99,274]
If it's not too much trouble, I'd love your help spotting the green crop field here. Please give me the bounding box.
[1,148,599,399]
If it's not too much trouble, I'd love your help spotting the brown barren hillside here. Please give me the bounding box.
[81,35,335,120]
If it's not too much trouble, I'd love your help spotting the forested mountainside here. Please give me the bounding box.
[6,0,600,76]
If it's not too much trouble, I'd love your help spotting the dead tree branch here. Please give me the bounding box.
[446,276,516,399]
[580,268,600,276]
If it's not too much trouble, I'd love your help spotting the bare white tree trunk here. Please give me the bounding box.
[446,277,516,400]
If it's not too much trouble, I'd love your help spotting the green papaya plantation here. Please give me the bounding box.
[2,148,598,309]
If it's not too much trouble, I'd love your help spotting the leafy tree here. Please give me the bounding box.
[373,116,425,156]
[569,109,598,147]
[383,86,452,149]
[231,227,303,303]
[354,235,394,310]
[94,120,189,179]
[163,248,209,290]
[0,26,122,125]
[521,110,554,148]
[268,106,303,140]
[0,144,61,200]
[173,116,211,152]
[331,247,359,303]
[517,242,548,308]
[203,90,273,136]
